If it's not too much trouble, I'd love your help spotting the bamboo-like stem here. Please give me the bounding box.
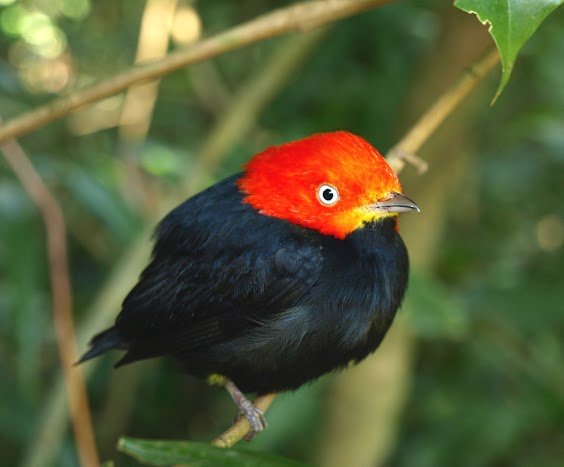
[117,0,180,215]
[0,0,390,144]
[0,126,100,467]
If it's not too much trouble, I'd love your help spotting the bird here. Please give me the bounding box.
[79,131,419,437]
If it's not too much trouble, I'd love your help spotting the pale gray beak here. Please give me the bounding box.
[368,191,420,213]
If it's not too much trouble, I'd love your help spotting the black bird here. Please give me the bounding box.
[80,131,419,436]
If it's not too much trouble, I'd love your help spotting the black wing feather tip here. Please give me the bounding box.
[77,327,124,365]
[114,352,137,368]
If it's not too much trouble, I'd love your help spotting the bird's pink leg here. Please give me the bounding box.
[224,379,267,440]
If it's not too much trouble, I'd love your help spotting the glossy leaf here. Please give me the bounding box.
[455,0,563,101]
[118,437,309,467]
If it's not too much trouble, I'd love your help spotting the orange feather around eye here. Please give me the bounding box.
[238,131,402,239]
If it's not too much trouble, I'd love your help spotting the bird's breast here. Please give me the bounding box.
[207,218,409,393]
[309,219,409,357]
[251,220,408,388]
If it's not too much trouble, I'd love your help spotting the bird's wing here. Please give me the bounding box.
[114,175,323,357]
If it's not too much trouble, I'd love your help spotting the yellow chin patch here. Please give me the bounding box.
[330,208,397,239]
[359,206,400,225]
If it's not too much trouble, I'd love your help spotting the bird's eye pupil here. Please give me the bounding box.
[317,184,340,206]
[322,189,334,201]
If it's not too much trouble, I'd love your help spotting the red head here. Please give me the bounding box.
[238,131,418,239]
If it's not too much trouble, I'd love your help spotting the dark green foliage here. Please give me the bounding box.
[118,437,309,467]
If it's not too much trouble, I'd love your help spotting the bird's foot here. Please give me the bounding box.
[236,404,267,441]
[224,379,267,440]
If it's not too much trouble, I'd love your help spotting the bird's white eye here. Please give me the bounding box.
[317,184,340,206]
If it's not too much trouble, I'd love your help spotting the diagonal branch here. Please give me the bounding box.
[0,123,100,467]
[387,47,500,172]
[0,0,391,144]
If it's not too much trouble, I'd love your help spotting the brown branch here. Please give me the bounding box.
[0,125,100,467]
[387,47,500,171]
[0,0,391,144]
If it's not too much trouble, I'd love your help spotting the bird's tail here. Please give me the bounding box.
[76,327,125,365]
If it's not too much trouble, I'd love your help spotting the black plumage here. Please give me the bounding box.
[81,174,409,395]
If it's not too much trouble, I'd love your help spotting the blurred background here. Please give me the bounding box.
[1,1,563,466]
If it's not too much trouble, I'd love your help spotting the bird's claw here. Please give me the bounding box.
[242,406,267,441]
[225,378,267,440]
[233,402,267,440]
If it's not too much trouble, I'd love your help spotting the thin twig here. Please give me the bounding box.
[0,0,391,144]
[0,123,100,467]
[387,47,500,172]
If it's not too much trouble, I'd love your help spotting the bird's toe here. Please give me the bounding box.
[242,406,267,441]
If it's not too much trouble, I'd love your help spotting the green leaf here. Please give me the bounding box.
[454,0,563,101]
[118,437,309,467]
